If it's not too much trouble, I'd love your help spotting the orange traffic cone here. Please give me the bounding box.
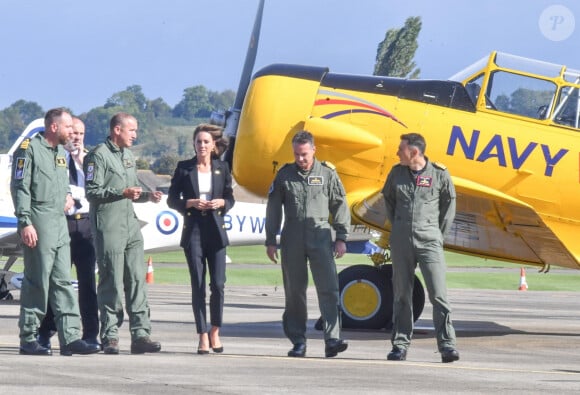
[146,256,154,284]
[518,267,528,291]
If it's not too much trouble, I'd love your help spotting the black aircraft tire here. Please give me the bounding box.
[338,265,392,330]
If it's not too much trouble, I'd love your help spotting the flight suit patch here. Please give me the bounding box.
[56,157,66,167]
[19,139,30,150]
[14,157,26,180]
[124,159,134,168]
[86,162,95,181]
[416,175,432,187]
[308,176,324,186]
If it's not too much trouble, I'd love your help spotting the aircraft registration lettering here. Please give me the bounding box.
[446,125,569,177]
[224,214,266,234]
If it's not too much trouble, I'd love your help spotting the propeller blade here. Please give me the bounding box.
[223,0,265,167]
[224,0,265,139]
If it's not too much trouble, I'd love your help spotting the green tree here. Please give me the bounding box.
[8,100,44,125]
[105,85,148,113]
[173,86,212,120]
[148,97,172,118]
[0,100,44,152]
[208,89,235,112]
[374,16,421,78]
[82,106,120,147]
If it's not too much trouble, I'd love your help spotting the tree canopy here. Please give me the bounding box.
[374,16,421,78]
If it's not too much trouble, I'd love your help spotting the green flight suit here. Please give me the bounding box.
[382,159,457,352]
[265,159,350,344]
[10,133,83,346]
[84,137,152,343]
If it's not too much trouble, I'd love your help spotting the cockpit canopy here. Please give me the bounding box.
[450,52,580,129]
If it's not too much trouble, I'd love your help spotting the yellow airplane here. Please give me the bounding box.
[224,0,580,329]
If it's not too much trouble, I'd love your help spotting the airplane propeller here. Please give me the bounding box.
[223,0,265,168]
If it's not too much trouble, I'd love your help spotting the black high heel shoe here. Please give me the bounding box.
[209,338,223,353]
[197,339,210,355]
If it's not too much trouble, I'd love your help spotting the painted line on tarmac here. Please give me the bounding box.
[216,353,580,376]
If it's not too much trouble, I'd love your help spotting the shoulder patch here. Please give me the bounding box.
[322,161,335,170]
[19,138,30,150]
[14,157,26,180]
[86,162,95,181]
[433,161,447,170]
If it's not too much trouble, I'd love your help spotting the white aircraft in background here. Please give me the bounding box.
[0,119,269,299]
[135,198,267,252]
[1,118,374,300]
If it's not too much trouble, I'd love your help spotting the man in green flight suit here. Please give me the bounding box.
[265,130,350,358]
[84,112,163,355]
[382,132,459,363]
[10,108,100,356]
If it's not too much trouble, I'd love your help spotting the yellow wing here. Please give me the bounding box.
[351,176,580,270]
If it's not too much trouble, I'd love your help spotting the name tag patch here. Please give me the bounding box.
[416,175,432,187]
[308,175,324,186]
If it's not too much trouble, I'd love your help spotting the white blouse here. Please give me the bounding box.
[197,171,212,201]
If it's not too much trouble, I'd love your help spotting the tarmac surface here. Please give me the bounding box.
[2,283,580,394]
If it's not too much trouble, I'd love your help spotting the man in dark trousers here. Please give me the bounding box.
[38,117,99,348]
[382,132,459,363]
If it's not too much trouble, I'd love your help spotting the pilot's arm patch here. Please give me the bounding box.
[86,162,95,181]
[14,157,26,180]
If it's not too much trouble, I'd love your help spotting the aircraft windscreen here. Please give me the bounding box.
[448,56,488,83]
[486,71,556,119]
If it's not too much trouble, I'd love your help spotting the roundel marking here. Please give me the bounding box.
[156,210,179,235]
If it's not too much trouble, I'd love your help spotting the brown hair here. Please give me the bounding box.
[44,108,69,130]
[193,123,229,158]
[109,112,136,132]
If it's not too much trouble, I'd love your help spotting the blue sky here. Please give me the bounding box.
[0,0,578,115]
